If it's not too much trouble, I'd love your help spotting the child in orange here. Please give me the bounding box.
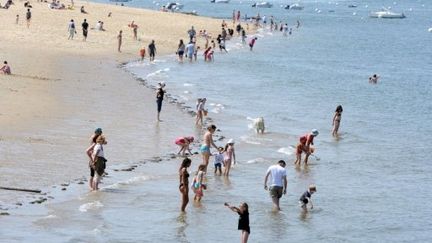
[139,47,146,61]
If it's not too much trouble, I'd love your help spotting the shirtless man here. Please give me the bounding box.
[200,125,218,172]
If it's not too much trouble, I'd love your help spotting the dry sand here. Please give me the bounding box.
[0,0,225,206]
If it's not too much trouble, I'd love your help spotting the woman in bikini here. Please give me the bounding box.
[332,105,343,137]
[179,158,192,212]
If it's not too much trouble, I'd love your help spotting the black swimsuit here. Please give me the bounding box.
[238,211,250,234]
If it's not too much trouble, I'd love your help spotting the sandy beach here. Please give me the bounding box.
[0,0,222,206]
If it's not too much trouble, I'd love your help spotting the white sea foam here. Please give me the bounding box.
[240,135,261,145]
[183,83,194,87]
[277,147,294,156]
[246,158,266,164]
[43,214,58,219]
[79,201,104,212]
[103,175,151,190]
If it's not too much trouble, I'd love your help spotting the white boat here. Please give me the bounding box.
[166,2,183,10]
[288,3,303,10]
[348,4,357,8]
[252,2,273,8]
[369,8,405,19]
[214,0,230,3]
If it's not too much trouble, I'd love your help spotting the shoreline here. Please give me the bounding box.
[0,0,232,214]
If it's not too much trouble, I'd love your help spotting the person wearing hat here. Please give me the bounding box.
[300,129,319,165]
[175,136,194,156]
[264,160,287,211]
[223,139,236,176]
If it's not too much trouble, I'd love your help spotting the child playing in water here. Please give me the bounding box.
[299,184,317,210]
[223,139,236,176]
[214,147,224,175]
[192,164,207,201]
[225,202,250,243]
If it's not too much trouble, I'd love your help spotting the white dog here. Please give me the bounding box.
[253,117,265,134]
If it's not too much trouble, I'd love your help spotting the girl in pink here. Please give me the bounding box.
[175,136,194,156]
[223,139,236,176]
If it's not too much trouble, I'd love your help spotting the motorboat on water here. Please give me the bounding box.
[252,2,272,8]
[369,8,405,19]
[285,3,303,10]
[166,2,183,10]
[348,4,357,8]
[211,0,230,3]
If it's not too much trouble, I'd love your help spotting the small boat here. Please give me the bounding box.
[369,8,405,19]
[166,2,183,10]
[109,0,130,2]
[287,3,303,10]
[348,4,357,8]
[252,2,272,8]
[211,0,229,3]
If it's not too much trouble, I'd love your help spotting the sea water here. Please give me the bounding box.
[2,0,432,242]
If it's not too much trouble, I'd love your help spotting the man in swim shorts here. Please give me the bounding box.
[264,160,287,211]
[201,125,219,172]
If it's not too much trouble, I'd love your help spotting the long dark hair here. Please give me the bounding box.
[179,158,191,172]
[178,39,184,48]
[335,105,343,113]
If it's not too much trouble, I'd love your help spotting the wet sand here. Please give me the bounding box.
[0,0,222,208]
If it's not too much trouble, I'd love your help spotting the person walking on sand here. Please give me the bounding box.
[223,139,236,176]
[187,26,196,42]
[117,30,123,52]
[0,61,11,75]
[175,136,194,156]
[224,202,250,243]
[68,19,76,40]
[82,19,89,41]
[332,105,343,137]
[192,164,207,202]
[91,135,108,190]
[249,37,257,51]
[264,160,287,211]
[195,98,207,125]
[139,46,146,61]
[148,40,156,62]
[15,15,19,25]
[300,129,319,165]
[85,128,103,190]
[200,124,218,171]
[179,158,192,212]
[156,82,165,121]
[25,9,31,28]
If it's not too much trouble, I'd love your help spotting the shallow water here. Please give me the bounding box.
[2,0,432,242]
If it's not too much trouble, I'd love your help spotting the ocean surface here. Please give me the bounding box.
[2,0,432,242]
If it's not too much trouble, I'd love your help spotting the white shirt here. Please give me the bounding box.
[266,164,286,187]
[93,144,104,158]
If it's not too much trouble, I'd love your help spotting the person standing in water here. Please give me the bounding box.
[175,136,194,156]
[332,105,343,137]
[192,164,207,201]
[225,202,250,243]
[148,40,156,62]
[200,124,218,172]
[179,158,192,212]
[264,160,287,211]
[223,139,236,176]
[85,128,103,190]
[117,30,123,52]
[195,98,207,125]
[91,135,107,190]
[249,37,257,51]
[177,39,185,62]
[156,83,165,121]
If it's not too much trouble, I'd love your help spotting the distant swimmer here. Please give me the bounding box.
[299,184,317,210]
[249,37,257,51]
[369,74,379,84]
[332,105,343,137]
